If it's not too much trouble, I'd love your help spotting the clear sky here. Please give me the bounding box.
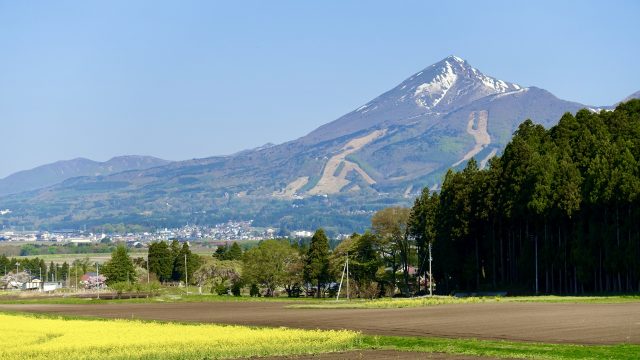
[1,0,638,178]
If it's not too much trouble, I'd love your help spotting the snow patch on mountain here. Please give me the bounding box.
[414,61,458,109]
[489,87,529,101]
[404,55,522,112]
[480,76,514,92]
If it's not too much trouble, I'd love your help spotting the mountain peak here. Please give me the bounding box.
[303,56,523,144]
[441,55,467,66]
[446,54,465,62]
[400,57,521,112]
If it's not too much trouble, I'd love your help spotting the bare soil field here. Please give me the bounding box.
[1,301,639,345]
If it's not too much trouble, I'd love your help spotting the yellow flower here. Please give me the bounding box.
[0,313,359,359]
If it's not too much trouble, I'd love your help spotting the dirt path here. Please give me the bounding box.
[2,301,639,345]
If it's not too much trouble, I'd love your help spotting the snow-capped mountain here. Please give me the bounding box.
[1,56,634,233]
[303,55,523,144]
[392,55,521,111]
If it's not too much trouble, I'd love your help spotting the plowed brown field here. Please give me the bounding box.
[1,301,638,345]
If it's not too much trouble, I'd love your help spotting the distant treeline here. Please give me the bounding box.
[0,255,81,281]
[409,100,640,294]
[18,242,116,256]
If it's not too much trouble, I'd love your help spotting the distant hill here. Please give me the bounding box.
[0,156,170,196]
[0,56,636,233]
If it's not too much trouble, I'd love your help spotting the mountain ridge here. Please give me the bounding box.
[0,56,635,233]
[0,155,171,196]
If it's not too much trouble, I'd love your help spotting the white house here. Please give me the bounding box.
[22,278,42,291]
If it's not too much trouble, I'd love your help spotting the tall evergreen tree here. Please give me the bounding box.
[61,262,70,281]
[102,245,136,285]
[0,255,9,275]
[304,229,331,298]
[173,242,201,284]
[148,241,173,283]
[408,189,439,292]
[226,242,243,260]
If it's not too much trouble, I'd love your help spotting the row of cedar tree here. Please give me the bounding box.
[7,101,638,296]
[411,99,640,294]
[151,99,640,297]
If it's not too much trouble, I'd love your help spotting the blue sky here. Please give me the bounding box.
[1,0,638,178]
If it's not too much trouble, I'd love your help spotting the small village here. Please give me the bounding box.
[0,268,103,293]
[0,220,282,244]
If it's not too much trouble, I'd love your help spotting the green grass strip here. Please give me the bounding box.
[362,335,640,360]
[0,293,328,305]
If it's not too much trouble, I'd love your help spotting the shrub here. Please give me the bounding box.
[231,282,242,297]
[214,283,229,296]
[359,282,380,299]
[249,284,260,297]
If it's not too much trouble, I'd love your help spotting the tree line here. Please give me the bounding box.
[0,255,73,282]
[183,221,416,298]
[409,100,640,294]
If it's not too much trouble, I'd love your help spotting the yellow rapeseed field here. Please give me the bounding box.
[0,313,359,359]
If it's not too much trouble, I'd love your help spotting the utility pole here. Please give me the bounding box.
[428,243,433,297]
[184,254,188,295]
[146,257,150,284]
[96,262,100,299]
[535,235,539,295]
[346,253,349,301]
[336,254,348,300]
